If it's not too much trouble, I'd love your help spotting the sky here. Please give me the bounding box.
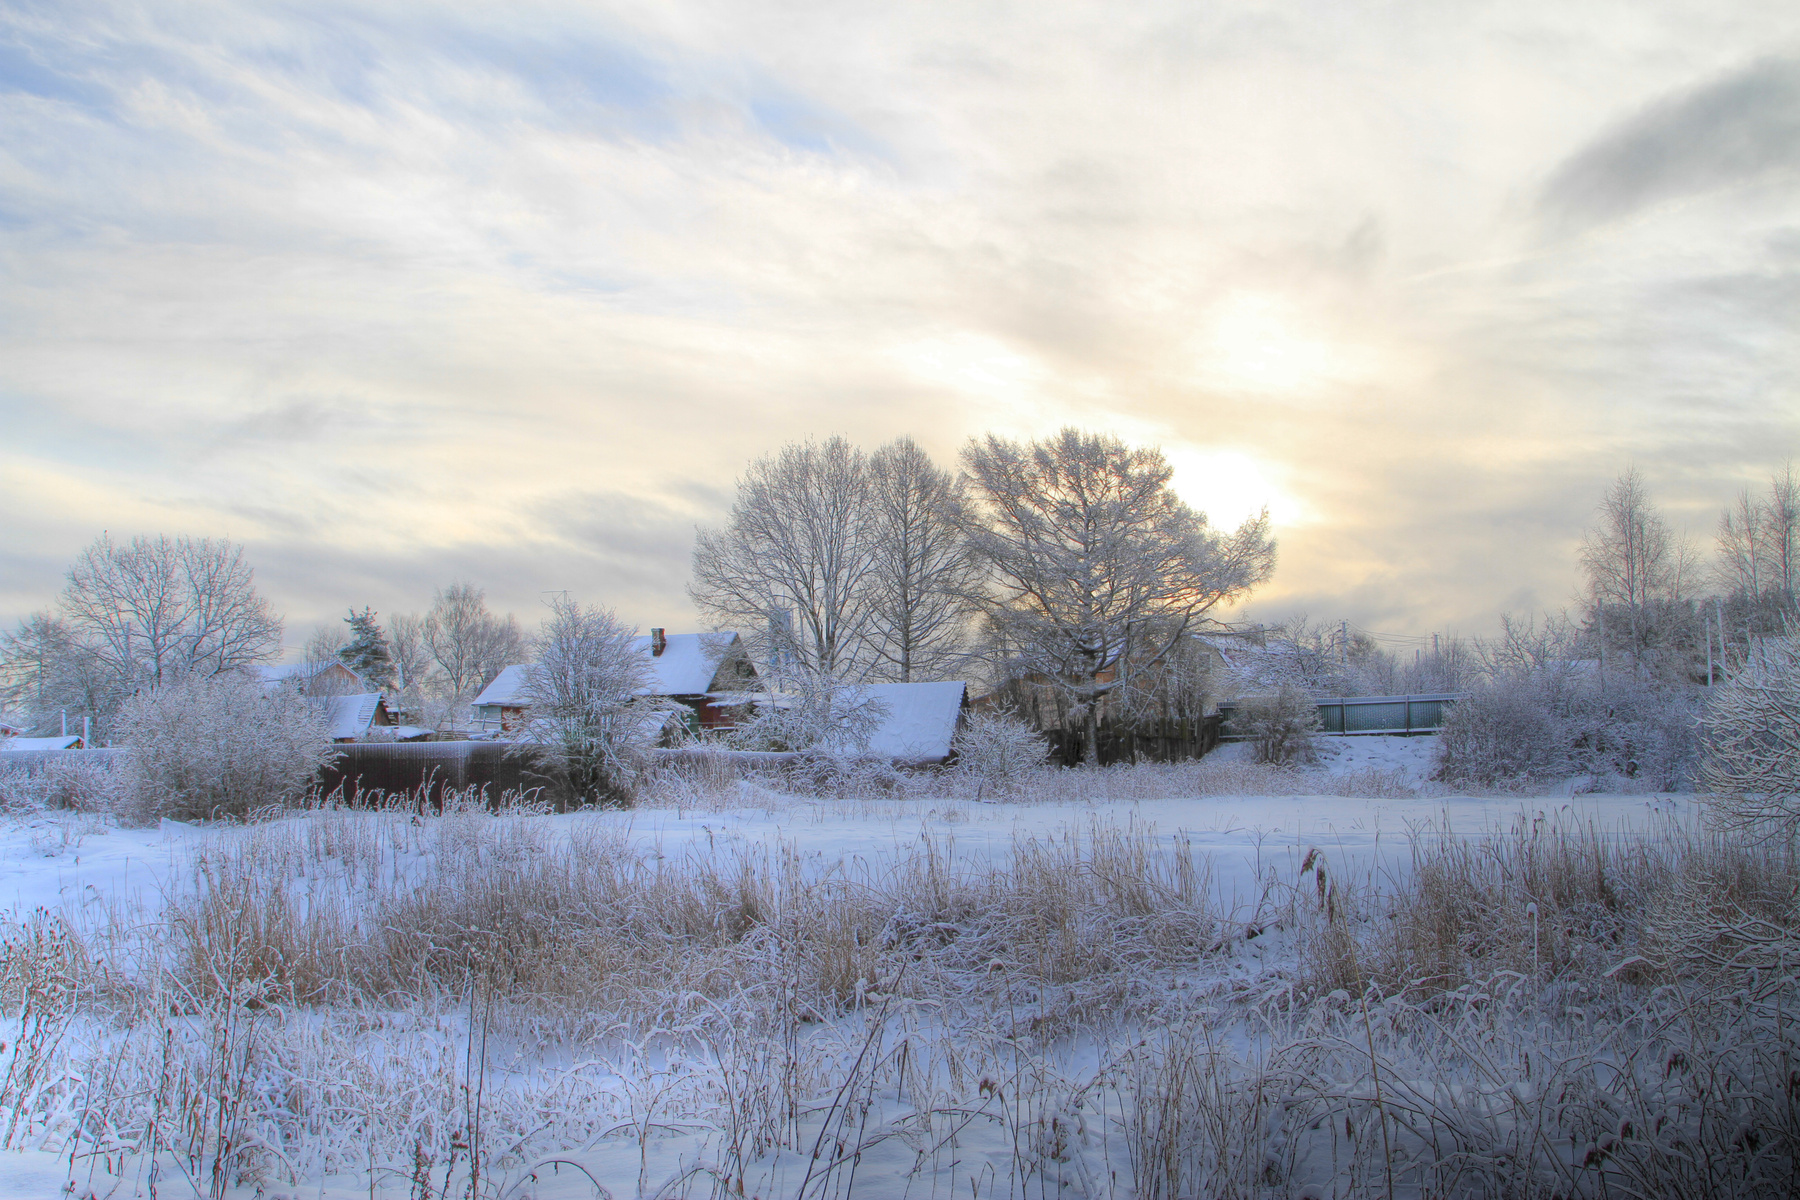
[3,0,1798,654]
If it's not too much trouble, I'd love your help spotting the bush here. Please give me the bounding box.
[949,709,1049,793]
[1700,638,1800,835]
[115,672,337,820]
[1227,686,1318,765]
[1436,670,1699,791]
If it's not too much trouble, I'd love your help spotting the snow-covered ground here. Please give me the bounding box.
[0,748,1736,1199]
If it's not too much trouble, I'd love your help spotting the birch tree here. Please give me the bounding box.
[1580,467,1699,674]
[961,429,1276,765]
[690,437,878,680]
[865,437,978,682]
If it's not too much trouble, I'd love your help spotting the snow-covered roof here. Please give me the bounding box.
[471,633,745,708]
[254,661,365,688]
[1,735,84,752]
[318,693,384,740]
[858,681,967,763]
[472,665,531,708]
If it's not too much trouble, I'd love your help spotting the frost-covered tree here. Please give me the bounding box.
[727,670,888,757]
[338,607,396,690]
[116,672,335,820]
[425,583,524,698]
[1579,468,1700,676]
[387,612,434,692]
[0,612,111,737]
[961,429,1276,765]
[950,709,1049,791]
[690,437,878,679]
[1700,637,1800,836]
[60,533,283,692]
[523,596,662,804]
[865,437,978,682]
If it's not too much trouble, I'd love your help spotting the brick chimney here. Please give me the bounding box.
[651,627,667,656]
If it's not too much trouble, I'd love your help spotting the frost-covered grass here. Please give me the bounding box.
[1,766,1795,1199]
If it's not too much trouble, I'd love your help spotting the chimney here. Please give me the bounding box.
[651,627,667,657]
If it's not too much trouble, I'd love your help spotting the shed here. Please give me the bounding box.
[857,681,968,764]
[316,693,396,742]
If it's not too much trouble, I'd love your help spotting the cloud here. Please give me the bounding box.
[1539,56,1800,229]
[4,2,1800,650]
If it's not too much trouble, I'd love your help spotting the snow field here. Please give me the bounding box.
[1,761,1794,1199]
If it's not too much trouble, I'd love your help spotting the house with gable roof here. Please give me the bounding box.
[470,629,759,737]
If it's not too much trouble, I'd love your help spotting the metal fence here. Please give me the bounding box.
[1217,693,1465,738]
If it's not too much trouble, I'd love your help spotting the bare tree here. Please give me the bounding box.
[523,595,661,804]
[1580,468,1699,673]
[1716,487,1766,598]
[59,533,282,693]
[388,612,434,692]
[424,583,525,698]
[690,437,878,679]
[0,612,109,736]
[961,429,1276,765]
[864,437,978,682]
[1581,467,1684,612]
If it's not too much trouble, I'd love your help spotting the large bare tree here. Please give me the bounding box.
[60,533,282,692]
[960,429,1276,764]
[690,437,878,680]
[864,437,978,682]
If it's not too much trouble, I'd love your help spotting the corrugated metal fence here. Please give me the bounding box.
[1216,693,1466,737]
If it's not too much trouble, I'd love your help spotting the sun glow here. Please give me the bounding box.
[1194,293,1367,399]
[1163,444,1306,529]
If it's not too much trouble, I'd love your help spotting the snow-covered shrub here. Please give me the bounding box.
[1436,670,1699,791]
[729,671,887,757]
[949,709,1049,793]
[1432,673,1560,788]
[522,596,663,806]
[1700,638,1800,835]
[0,753,128,813]
[1227,686,1319,765]
[115,672,336,820]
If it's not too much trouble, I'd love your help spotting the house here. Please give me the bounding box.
[0,716,27,739]
[470,630,759,735]
[316,693,396,742]
[254,661,368,696]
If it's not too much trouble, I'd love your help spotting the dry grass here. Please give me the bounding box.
[3,784,1796,1198]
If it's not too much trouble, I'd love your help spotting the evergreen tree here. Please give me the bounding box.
[339,607,396,690]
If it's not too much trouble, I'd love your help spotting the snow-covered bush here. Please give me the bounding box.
[1701,638,1800,835]
[115,672,336,820]
[728,671,887,757]
[949,708,1049,793]
[1436,670,1699,791]
[1227,686,1318,765]
[522,595,662,806]
[0,753,127,814]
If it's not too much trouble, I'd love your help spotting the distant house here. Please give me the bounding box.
[316,693,396,742]
[0,716,27,739]
[1,735,84,751]
[470,630,759,736]
[254,661,368,696]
